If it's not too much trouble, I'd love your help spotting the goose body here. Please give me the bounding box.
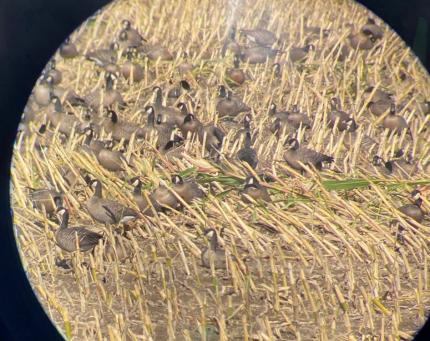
[55,207,102,252]
[284,139,334,172]
[240,28,277,46]
[241,176,271,203]
[240,46,279,64]
[216,85,251,118]
[398,190,424,223]
[201,229,226,269]
[86,180,138,225]
[59,38,79,59]
[29,188,63,215]
[172,175,205,204]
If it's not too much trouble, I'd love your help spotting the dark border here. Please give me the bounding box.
[0,0,428,340]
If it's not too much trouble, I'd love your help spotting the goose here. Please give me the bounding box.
[241,176,271,203]
[240,28,277,46]
[361,18,383,40]
[138,43,174,61]
[398,190,424,223]
[130,177,160,216]
[118,19,146,47]
[42,59,62,85]
[102,109,145,143]
[151,182,180,210]
[85,72,126,111]
[85,42,119,67]
[96,140,130,172]
[171,175,205,204]
[46,96,84,136]
[216,85,251,118]
[121,50,144,82]
[179,113,225,153]
[81,126,105,156]
[59,37,79,59]
[226,55,246,85]
[348,31,376,50]
[86,179,138,225]
[283,138,334,172]
[55,207,103,252]
[167,80,191,100]
[240,46,279,64]
[29,188,63,216]
[237,131,258,169]
[289,44,314,63]
[152,87,184,126]
[328,98,358,132]
[382,104,411,136]
[201,228,226,269]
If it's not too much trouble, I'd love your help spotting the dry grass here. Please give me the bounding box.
[10,0,430,340]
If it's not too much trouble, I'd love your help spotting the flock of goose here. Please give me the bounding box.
[15,9,429,270]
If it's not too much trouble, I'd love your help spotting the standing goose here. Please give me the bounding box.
[240,28,277,46]
[201,228,226,269]
[171,175,205,204]
[118,19,146,47]
[154,114,177,151]
[216,85,251,118]
[130,177,160,216]
[328,98,358,132]
[269,102,289,121]
[81,126,105,156]
[241,176,271,203]
[59,37,79,59]
[398,190,424,223]
[179,112,202,139]
[283,138,334,172]
[29,188,63,216]
[226,55,246,85]
[382,104,411,136]
[96,140,130,172]
[55,207,103,252]
[237,131,258,169]
[121,49,144,82]
[102,109,145,142]
[152,86,184,126]
[141,105,158,139]
[85,72,126,111]
[233,113,255,142]
[179,110,225,153]
[86,179,138,225]
[46,96,84,136]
